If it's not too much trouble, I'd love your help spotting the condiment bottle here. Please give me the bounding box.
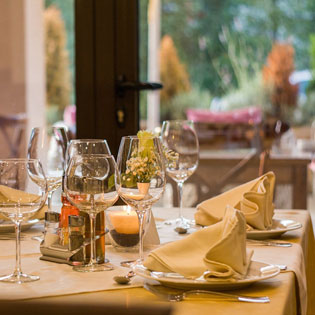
[80,211,106,263]
[60,192,80,246]
[68,215,85,263]
[44,212,60,247]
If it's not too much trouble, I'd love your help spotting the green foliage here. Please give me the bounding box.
[161,87,211,121]
[215,27,265,93]
[217,74,272,114]
[307,34,315,93]
[45,5,71,115]
[293,92,315,126]
[45,0,75,104]
[155,0,315,98]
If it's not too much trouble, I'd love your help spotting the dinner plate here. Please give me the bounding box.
[247,219,302,240]
[0,219,40,233]
[135,261,280,290]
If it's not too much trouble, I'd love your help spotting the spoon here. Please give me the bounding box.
[113,270,135,285]
[174,226,189,234]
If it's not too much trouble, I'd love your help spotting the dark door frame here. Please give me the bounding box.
[75,0,139,156]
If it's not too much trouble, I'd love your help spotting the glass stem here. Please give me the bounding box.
[89,213,97,266]
[177,181,184,220]
[47,191,53,212]
[14,221,22,277]
[137,207,146,263]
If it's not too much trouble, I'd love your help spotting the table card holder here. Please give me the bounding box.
[40,212,106,266]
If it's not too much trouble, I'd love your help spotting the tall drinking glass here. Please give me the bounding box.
[116,136,166,266]
[0,159,47,283]
[28,126,68,212]
[161,120,199,227]
[64,154,118,272]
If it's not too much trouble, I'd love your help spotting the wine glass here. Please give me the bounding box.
[28,126,68,212]
[64,154,118,272]
[66,139,111,165]
[116,136,166,267]
[0,159,47,283]
[161,120,199,227]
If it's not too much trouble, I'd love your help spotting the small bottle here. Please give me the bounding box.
[68,215,85,263]
[60,192,80,246]
[44,212,60,247]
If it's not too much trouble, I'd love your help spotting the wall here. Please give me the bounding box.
[0,0,45,158]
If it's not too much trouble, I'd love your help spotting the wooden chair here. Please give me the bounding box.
[0,113,27,158]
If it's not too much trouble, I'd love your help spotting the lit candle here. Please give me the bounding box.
[108,206,139,234]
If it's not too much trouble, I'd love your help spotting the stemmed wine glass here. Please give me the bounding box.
[0,159,47,283]
[116,136,166,267]
[64,154,118,272]
[28,126,68,212]
[161,120,199,227]
[66,139,111,165]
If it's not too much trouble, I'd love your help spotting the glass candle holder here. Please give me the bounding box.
[106,206,151,252]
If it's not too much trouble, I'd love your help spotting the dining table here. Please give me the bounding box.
[0,207,314,315]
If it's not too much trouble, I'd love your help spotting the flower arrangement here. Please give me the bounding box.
[123,131,160,184]
[122,131,178,185]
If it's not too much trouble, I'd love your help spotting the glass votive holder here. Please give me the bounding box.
[106,205,150,252]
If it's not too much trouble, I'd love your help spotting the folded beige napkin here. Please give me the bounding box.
[144,206,253,280]
[195,172,275,230]
[0,185,47,221]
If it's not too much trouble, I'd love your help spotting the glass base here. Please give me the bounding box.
[73,262,114,272]
[165,217,195,227]
[120,260,136,268]
[0,272,39,284]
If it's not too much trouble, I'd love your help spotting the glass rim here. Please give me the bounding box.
[69,153,114,158]
[162,119,194,124]
[69,139,109,143]
[121,135,160,140]
[31,126,67,131]
[0,158,42,163]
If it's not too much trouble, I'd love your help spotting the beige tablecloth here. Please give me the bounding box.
[0,208,313,315]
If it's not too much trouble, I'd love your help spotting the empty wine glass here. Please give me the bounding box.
[161,120,199,227]
[64,154,118,272]
[28,126,68,212]
[66,139,111,165]
[0,159,47,283]
[116,135,166,267]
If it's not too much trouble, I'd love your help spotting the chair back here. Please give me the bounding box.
[0,113,27,158]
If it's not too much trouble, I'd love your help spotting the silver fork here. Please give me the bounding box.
[247,239,292,247]
[144,284,270,303]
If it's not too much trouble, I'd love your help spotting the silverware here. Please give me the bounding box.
[174,226,189,234]
[276,265,287,271]
[113,270,135,285]
[247,239,292,247]
[144,284,270,303]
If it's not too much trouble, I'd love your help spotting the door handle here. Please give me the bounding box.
[116,75,162,96]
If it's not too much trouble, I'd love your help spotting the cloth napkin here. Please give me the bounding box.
[195,171,275,230]
[0,185,47,221]
[144,206,253,280]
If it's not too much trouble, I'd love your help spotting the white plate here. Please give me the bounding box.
[0,219,40,233]
[135,261,280,290]
[247,219,302,240]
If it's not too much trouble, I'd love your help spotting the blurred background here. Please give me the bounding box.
[1,0,315,213]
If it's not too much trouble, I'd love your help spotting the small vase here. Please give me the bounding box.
[137,182,150,195]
